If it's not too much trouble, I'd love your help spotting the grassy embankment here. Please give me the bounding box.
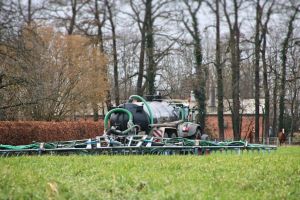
[0,147,299,200]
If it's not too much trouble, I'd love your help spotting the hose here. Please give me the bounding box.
[123,125,140,134]
[0,143,56,150]
[128,95,154,125]
[104,108,133,131]
[164,138,195,146]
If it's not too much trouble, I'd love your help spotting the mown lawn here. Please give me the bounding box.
[0,147,299,200]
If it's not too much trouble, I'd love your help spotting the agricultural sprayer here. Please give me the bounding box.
[0,95,276,156]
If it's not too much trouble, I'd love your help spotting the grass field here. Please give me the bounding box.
[0,147,299,200]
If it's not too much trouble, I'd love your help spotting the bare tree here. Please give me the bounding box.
[182,0,206,129]
[288,44,300,140]
[93,0,112,115]
[17,0,47,26]
[222,0,242,140]
[128,0,174,96]
[129,0,147,96]
[261,0,275,140]
[278,2,299,132]
[206,0,225,140]
[145,0,155,96]
[253,0,262,142]
[106,0,120,105]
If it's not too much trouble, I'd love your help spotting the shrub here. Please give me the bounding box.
[0,121,104,145]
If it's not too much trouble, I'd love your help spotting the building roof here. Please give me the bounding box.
[190,90,265,115]
[207,99,265,115]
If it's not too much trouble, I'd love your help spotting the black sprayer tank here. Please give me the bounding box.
[109,101,179,132]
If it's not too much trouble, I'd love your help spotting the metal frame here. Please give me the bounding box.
[0,135,277,156]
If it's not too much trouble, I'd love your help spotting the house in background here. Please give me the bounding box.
[205,99,265,141]
[189,91,265,141]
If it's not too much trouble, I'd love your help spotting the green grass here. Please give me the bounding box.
[0,147,299,200]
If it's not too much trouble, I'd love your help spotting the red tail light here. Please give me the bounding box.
[182,126,189,132]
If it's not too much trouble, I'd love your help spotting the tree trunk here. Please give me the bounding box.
[215,0,224,140]
[133,0,154,96]
[254,0,261,143]
[278,9,298,131]
[290,89,297,139]
[194,40,206,130]
[145,0,155,96]
[136,17,147,96]
[107,1,120,105]
[193,26,205,129]
[261,0,274,140]
[291,93,299,141]
[27,0,32,25]
[223,0,241,140]
[272,68,278,136]
[231,0,241,140]
[92,104,99,121]
[68,0,77,35]
[95,0,111,114]
[262,34,270,139]
[182,0,206,130]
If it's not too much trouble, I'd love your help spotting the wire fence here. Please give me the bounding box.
[260,137,300,146]
[213,136,300,146]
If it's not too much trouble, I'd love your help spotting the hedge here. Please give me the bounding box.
[0,121,104,145]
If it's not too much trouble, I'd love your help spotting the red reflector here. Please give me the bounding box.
[182,126,189,132]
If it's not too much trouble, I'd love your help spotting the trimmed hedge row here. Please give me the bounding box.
[0,121,104,145]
